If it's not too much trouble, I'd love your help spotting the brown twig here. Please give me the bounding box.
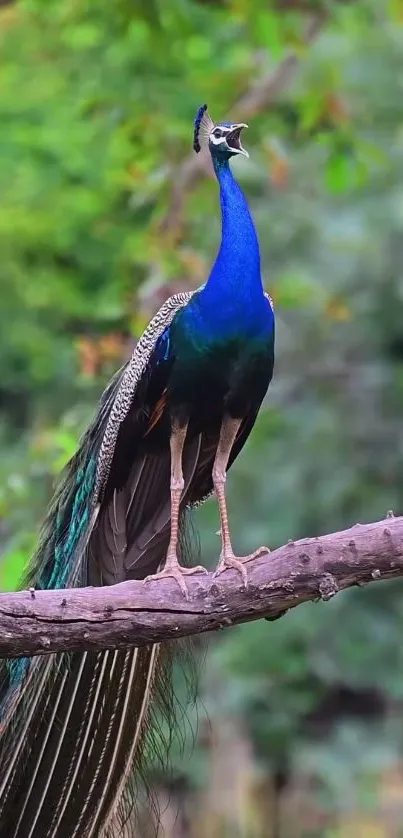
[160,12,327,238]
[0,516,402,659]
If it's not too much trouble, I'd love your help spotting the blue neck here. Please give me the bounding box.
[202,158,264,302]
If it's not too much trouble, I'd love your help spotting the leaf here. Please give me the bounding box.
[0,549,29,592]
[325,151,354,193]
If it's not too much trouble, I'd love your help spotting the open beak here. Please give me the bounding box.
[227,123,249,157]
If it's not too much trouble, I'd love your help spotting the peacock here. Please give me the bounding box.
[0,105,275,838]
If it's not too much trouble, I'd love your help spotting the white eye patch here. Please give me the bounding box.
[209,134,229,146]
[210,126,233,145]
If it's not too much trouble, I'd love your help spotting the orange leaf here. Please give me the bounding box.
[76,337,99,378]
[98,333,126,362]
[325,298,351,322]
[265,140,290,190]
[325,94,350,125]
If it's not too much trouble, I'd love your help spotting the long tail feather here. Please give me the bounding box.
[0,292,226,837]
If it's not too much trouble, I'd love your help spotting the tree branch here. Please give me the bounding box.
[0,516,402,659]
[160,12,327,238]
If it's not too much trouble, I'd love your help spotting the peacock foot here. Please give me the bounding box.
[144,555,208,599]
[213,545,270,587]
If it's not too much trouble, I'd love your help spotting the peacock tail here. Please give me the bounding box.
[0,292,202,838]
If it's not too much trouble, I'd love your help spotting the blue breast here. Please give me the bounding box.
[182,288,273,347]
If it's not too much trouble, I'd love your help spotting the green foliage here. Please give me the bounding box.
[2,0,403,833]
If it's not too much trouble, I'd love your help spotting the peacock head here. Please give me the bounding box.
[193,104,248,163]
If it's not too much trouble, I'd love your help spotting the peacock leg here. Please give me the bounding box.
[212,416,270,585]
[144,421,207,596]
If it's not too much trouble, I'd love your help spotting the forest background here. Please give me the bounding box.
[1,1,403,835]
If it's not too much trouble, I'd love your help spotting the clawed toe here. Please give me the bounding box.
[144,559,208,598]
[213,546,270,586]
[182,565,209,576]
[214,555,249,586]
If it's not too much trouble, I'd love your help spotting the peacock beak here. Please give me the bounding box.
[227,123,249,157]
